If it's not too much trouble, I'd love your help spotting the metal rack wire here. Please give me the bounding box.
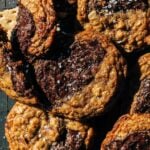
[0,0,17,10]
[0,1,17,149]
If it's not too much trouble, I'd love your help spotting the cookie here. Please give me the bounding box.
[33,30,127,120]
[130,53,150,114]
[0,26,39,104]
[0,7,18,39]
[101,114,150,150]
[5,102,94,150]
[12,0,56,59]
[77,0,150,53]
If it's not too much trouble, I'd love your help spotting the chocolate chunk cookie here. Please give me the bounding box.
[12,0,56,59]
[0,26,38,104]
[77,0,150,52]
[130,53,150,114]
[5,102,94,150]
[33,30,127,120]
[101,114,150,150]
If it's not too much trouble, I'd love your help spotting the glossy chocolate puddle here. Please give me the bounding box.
[50,130,84,150]
[34,38,106,103]
[135,78,150,113]
[12,4,35,56]
[88,0,148,15]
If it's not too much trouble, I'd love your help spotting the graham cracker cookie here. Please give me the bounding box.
[0,7,18,39]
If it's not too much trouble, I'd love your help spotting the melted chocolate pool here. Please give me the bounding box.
[50,130,84,150]
[106,131,150,150]
[88,0,148,15]
[12,4,35,56]
[135,78,150,113]
[34,38,106,103]
[3,47,35,98]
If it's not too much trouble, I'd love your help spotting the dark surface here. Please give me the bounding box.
[0,1,17,149]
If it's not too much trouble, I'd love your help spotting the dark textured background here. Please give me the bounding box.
[0,0,17,149]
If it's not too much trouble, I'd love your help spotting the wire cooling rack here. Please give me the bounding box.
[0,0,17,149]
[0,0,17,10]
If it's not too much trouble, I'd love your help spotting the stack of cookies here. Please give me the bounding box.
[0,0,149,149]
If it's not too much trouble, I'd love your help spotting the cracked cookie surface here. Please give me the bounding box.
[5,102,94,150]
